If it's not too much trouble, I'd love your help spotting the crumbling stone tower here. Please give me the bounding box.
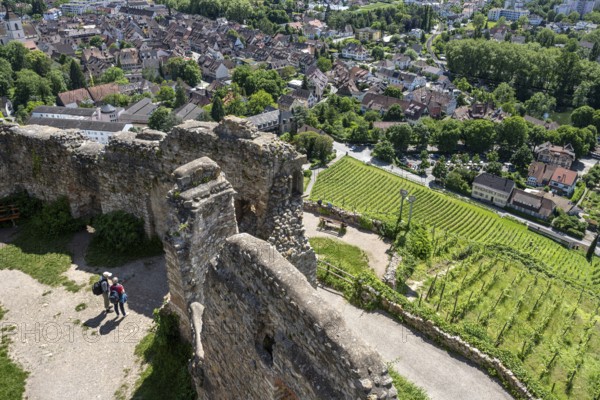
[0,118,397,399]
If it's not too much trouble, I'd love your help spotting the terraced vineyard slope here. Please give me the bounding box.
[310,156,597,291]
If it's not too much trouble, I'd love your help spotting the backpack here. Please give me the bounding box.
[109,289,120,304]
[92,279,103,296]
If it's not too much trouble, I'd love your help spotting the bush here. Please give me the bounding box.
[303,169,312,178]
[358,215,374,231]
[29,197,83,237]
[91,211,145,253]
[0,191,42,220]
[570,181,585,203]
[552,210,587,238]
[404,223,432,260]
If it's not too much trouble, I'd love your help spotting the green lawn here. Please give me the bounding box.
[0,225,80,292]
[0,306,28,400]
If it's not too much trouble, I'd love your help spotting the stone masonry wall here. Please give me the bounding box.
[0,118,315,280]
[200,234,396,400]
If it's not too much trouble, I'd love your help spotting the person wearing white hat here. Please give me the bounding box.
[101,271,113,313]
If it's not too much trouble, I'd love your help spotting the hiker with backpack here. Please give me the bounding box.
[92,272,114,313]
[109,277,128,317]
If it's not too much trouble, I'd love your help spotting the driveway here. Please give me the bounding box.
[318,287,513,400]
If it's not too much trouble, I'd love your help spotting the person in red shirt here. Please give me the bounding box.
[109,277,127,317]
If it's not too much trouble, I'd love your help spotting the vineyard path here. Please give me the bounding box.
[318,286,514,400]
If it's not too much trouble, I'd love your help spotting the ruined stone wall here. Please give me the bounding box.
[157,159,395,399]
[0,118,315,280]
[199,234,396,400]
[1,119,396,399]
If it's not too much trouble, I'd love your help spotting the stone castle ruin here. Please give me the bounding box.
[0,118,397,399]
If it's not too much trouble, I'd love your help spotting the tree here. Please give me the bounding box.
[555,125,595,158]
[166,58,202,87]
[492,82,515,106]
[571,106,595,128]
[0,59,14,97]
[293,131,333,164]
[247,89,274,115]
[434,119,461,153]
[148,106,181,132]
[46,69,68,96]
[316,57,332,73]
[279,66,296,80]
[524,92,556,118]
[156,85,176,105]
[30,0,47,15]
[211,95,225,122]
[89,36,104,48]
[25,50,51,77]
[383,86,403,99]
[517,15,529,27]
[100,67,128,84]
[387,124,412,153]
[69,60,86,89]
[301,74,309,90]
[473,12,486,31]
[383,104,404,121]
[13,69,52,108]
[371,46,385,60]
[590,42,600,62]
[496,116,529,155]
[174,81,188,108]
[510,144,533,174]
[103,93,131,107]
[412,122,430,150]
[372,140,395,162]
[462,119,496,153]
[432,156,448,183]
[3,41,28,71]
[445,171,471,194]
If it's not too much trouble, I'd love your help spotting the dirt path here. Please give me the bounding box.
[303,211,391,277]
[318,287,513,400]
[0,229,168,400]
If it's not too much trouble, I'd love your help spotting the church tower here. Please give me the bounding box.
[1,3,25,45]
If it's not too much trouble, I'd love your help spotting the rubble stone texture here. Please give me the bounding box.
[0,118,396,399]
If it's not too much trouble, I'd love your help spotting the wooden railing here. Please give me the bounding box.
[316,259,356,285]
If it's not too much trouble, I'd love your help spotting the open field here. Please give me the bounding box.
[310,157,597,292]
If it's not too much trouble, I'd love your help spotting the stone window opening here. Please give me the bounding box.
[292,171,303,196]
[255,321,275,368]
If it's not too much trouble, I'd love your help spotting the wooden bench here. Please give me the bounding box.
[318,217,347,234]
[0,205,20,226]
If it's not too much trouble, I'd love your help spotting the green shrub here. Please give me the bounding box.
[303,169,312,178]
[405,224,432,260]
[358,215,374,230]
[29,197,83,237]
[92,211,145,253]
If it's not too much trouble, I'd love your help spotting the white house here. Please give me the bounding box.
[341,43,369,61]
[27,117,132,145]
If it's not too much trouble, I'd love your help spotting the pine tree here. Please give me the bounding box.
[211,95,225,122]
[69,60,86,89]
[301,75,308,90]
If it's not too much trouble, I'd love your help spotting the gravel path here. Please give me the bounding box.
[303,211,391,278]
[0,229,168,400]
[318,287,513,400]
